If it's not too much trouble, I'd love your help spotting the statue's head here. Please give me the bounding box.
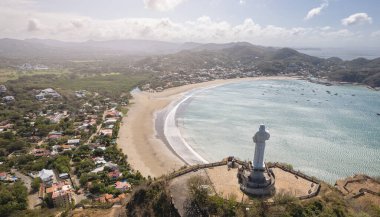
[259,124,265,132]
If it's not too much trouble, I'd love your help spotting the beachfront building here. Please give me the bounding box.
[100,129,113,137]
[105,109,122,118]
[115,181,131,192]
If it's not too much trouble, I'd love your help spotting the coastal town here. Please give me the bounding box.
[0,84,145,215]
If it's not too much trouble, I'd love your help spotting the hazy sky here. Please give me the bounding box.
[1,0,379,47]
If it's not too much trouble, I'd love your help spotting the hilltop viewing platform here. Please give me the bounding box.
[166,158,321,215]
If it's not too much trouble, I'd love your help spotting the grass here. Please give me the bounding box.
[4,70,152,100]
[52,73,150,98]
[0,68,71,82]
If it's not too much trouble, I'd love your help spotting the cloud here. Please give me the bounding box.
[0,1,376,47]
[143,0,186,11]
[239,0,246,5]
[27,18,41,31]
[341,13,372,26]
[305,1,328,20]
[371,30,380,37]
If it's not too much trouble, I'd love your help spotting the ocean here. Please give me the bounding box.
[174,79,380,183]
[296,47,380,60]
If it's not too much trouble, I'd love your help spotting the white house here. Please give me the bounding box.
[38,169,55,183]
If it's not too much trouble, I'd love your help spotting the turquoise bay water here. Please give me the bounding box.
[177,79,380,183]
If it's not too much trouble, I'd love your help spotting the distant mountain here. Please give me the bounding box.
[0,38,59,58]
[0,38,379,87]
[0,38,201,59]
[135,42,380,87]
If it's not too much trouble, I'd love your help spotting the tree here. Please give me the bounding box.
[89,181,106,194]
[53,155,71,173]
[0,182,28,217]
[75,158,95,176]
[31,178,42,193]
[92,148,104,157]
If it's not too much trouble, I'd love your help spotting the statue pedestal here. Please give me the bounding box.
[238,166,275,196]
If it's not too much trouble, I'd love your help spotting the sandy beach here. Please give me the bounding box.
[117,76,297,178]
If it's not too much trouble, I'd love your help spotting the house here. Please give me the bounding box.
[104,162,119,170]
[28,136,41,143]
[93,157,107,166]
[90,162,118,174]
[0,172,7,181]
[60,144,73,152]
[105,193,113,201]
[104,118,117,125]
[97,146,106,151]
[96,195,107,203]
[105,124,114,129]
[95,193,114,203]
[0,123,14,130]
[48,131,63,140]
[2,96,15,103]
[33,148,51,157]
[0,85,6,93]
[38,169,55,183]
[96,193,127,204]
[105,109,122,118]
[67,139,80,146]
[108,170,121,179]
[90,167,104,174]
[51,145,60,155]
[49,113,64,124]
[0,172,18,182]
[58,173,69,179]
[75,90,86,98]
[100,129,113,137]
[36,88,61,100]
[115,181,131,192]
[35,93,45,101]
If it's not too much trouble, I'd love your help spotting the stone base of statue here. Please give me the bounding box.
[238,164,275,196]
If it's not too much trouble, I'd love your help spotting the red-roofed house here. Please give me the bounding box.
[108,170,121,180]
[48,131,63,140]
[115,181,131,192]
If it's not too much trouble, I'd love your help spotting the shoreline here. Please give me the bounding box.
[117,76,298,178]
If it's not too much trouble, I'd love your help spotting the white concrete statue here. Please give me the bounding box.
[252,124,270,170]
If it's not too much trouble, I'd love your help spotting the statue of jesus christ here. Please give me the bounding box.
[252,124,270,170]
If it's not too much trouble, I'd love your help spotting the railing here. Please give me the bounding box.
[162,159,322,201]
[271,162,320,184]
[164,160,228,181]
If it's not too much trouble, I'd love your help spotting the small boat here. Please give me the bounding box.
[377,113,380,116]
